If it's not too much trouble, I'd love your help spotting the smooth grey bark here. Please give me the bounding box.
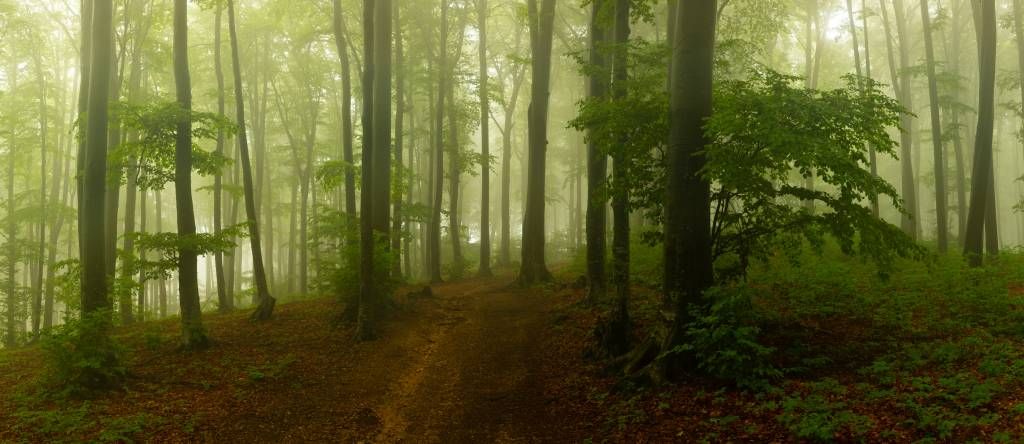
[428,0,448,284]
[356,0,377,340]
[920,0,949,252]
[477,0,493,278]
[333,0,357,217]
[881,0,919,239]
[214,4,232,312]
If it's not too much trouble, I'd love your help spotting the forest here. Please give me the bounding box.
[5,0,1024,442]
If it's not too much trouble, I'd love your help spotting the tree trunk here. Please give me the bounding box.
[173,0,208,349]
[213,4,232,312]
[372,0,393,271]
[851,0,881,217]
[5,65,18,348]
[586,0,610,303]
[920,0,949,251]
[890,0,920,239]
[393,0,406,279]
[428,0,448,284]
[448,78,464,279]
[964,0,996,266]
[31,55,48,337]
[662,0,717,377]
[356,0,378,340]
[81,0,113,316]
[332,0,357,217]
[603,0,632,356]
[519,0,557,285]
[227,0,276,320]
[477,0,493,277]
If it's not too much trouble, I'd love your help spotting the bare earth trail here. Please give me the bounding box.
[371,275,572,443]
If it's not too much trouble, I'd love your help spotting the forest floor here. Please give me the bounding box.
[10,252,1024,442]
[0,268,605,443]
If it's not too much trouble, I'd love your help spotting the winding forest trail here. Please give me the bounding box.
[0,271,592,443]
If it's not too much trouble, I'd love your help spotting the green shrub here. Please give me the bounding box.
[40,311,126,397]
[671,285,782,390]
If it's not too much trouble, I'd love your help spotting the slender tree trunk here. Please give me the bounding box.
[586,0,609,303]
[882,0,919,239]
[213,4,232,312]
[393,0,406,279]
[5,65,17,347]
[31,56,48,337]
[964,0,996,266]
[519,0,557,285]
[851,0,881,217]
[428,0,448,283]
[662,0,717,376]
[227,0,275,320]
[920,0,949,251]
[448,80,465,279]
[477,0,493,277]
[332,0,357,217]
[156,189,167,318]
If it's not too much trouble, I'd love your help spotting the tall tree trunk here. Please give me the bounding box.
[428,0,448,283]
[851,0,881,217]
[31,55,48,337]
[964,0,996,266]
[892,0,925,239]
[5,65,17,347]
[950,0,968,242]
[477,0,493,277]
[602,0,632,356]
[372,0,393,272]
[81,0,112,316]
[586,0,609,303]
[213,4,232,312]
[519,0,557,285]
[393,0,406,279]
[662,0,717,376]
[227,0,275,320]
[356,0,378,340]
[332,0,357,217]
[156,189,167,318]
[448,79,464,279]
[173,0,208,349]
[920,0,949,251]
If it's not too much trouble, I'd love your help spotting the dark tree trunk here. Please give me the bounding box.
[81,0,113,316]
[519,0,557,285]
[586,0,609,303]
[356,0,378,340]
[31,55,48,337]
[173,0,208,349]
[477,0,493,277]
[850,0,881,217]
[227,0,275,320]
[498,28,524,267]
[602,0,632,357]
[662,0,717,376]
[448,80,465,279]
[889,0,920,239]
[372,0,393,270]
[964,0,996,266]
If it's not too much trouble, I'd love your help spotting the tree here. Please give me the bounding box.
[81,0,112,316]
[428,0,448,283]
[585,0,609,304]
[920,0,948,252]
[355,0,377,339]
[477,0,493,278]
[372,0,393,267]
[213,1,232,312]
[393,0,406,278]
[172,0,208,349]
[662,0,717,376]
[964,0,996,266]
[886,0,920,239]
[227,0,276,320]
[518,0,556,285]
[332,0,356,217]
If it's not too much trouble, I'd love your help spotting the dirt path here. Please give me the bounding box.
[372,275,572,443]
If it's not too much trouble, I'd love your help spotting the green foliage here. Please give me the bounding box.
[777,379,874,441]
[39,311,126,397]
[111,100,235,191]
[669,285,782,390]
